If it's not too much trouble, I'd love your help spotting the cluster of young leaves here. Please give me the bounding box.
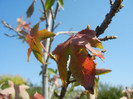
[52,28,106,94]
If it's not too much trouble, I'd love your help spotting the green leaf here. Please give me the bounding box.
[57,0,64,9]
[26,1,35,19]
[48,68,57,77]
[45,0,56,10]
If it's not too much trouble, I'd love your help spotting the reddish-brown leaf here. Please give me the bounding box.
[52,36,73,86]
[69,46,96,94]
[53,28,104,93]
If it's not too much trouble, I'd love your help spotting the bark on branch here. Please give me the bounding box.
[96,0,123,37]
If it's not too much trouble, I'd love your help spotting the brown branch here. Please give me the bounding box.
[110,0,113,6]
[54,22,61,30]
[101,49,107,53]
[54,92,60,98]
[96,0,123,37]
[59,71,71,99]
[99,36,117,41]
[1,20,25,38]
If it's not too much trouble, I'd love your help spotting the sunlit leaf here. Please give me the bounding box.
[25,22,55,64]
[69,47,95,94]
[57,0,64,9]
[45,0,56,10]
[53,28,105,93]
[48,68,57,77]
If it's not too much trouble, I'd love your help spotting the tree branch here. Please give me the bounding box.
[1,20,25,38]
[55,31,78,37]
[48,78,59,99]
[41,0,48,28]
[59,71,71,99]
[109,0,113,6]
[99,36,117,41]
[51,3,59,32]
[96,0,123,37]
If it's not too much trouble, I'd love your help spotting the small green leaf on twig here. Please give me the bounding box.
[45,0,56,10]
[57,0,64,9]
[48,68,57,77]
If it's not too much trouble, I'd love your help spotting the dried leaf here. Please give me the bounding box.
[26,0,36,19]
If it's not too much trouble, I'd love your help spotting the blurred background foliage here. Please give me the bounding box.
[0,75,132,98]
[0,75,28,89]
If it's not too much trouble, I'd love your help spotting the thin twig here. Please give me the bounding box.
[55,31,78,37]
[110,0,113,6]
[99,36,118,41]
[41,42,50,56]
[101,49,107,53]
[41,0,48,28]
[4,33,17,37]
[1,20,25,38]
[96,0,123,37]
[59,71,71,99]
[39,8,44,13]
[54,92,60,98]
[54,22,61,30]
[51,3,59,32]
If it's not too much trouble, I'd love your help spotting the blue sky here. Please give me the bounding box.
[0,0,133,87]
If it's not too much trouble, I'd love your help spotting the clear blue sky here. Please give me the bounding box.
[0,0,133,87]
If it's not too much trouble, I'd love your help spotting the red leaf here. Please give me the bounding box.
[69,46,96,94]
[53,28,104,93]
[34,92,44,99]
